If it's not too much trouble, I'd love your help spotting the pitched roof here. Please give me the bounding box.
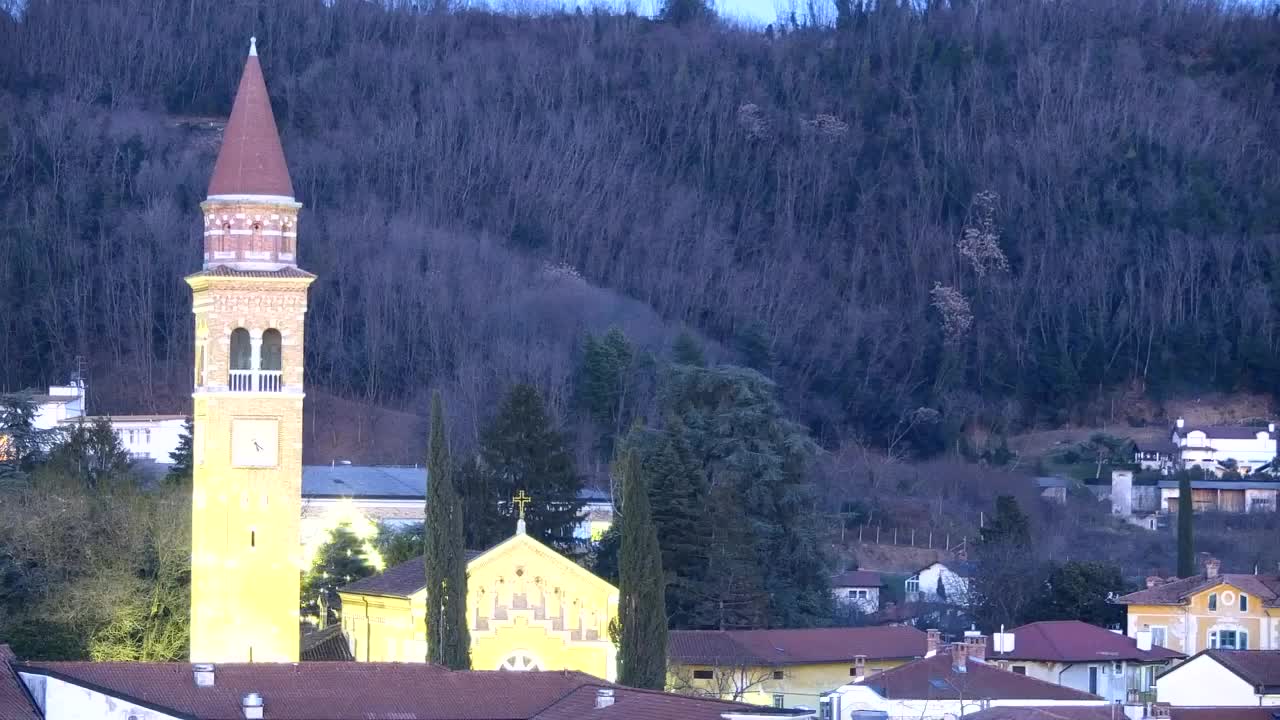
[14,662,601,720]
[301,465,610,504]
[992,621,1182,663]
[1168,709,1280,720]
[299,626,354,662]
[857,653,1102,701]
[532,685,808,719]
[187,266,316,280]
[338,551,485,597]
[963,708,1119,720]
[1177,424,1275,440]
[668,626,926,666]
[831,570,883,588]
[1117,573,1280,607]
[207,40,295,199]
[1182,649,1280,693]
[0,646,38,720]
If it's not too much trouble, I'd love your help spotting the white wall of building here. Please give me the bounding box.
[833,585,880,613]
[106,417,186,463]
[1177,429,1277,473]
[1155,653,1276,706]
[907,563,970,604]
[32,384,84,431]
[19,673,184,720]
[829,683,1106,720]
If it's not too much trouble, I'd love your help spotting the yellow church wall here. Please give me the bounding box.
[670,659,906,709]
[339,532,619,680]
[1127,582,1280,654]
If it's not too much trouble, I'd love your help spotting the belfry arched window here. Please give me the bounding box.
[261,329,282,371]
[230,328,252,370]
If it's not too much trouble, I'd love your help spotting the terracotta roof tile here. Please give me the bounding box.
[1198,649,1280,691]
[1117,573,1280,607]
[207,44,294,199]
[0,646,38,720]
[533,685,807,719]
[831,570,883,588]
[858,653,1101,701]
[963,708,1119,720]
[340,551,484,598]
[14,662,600,720]
[1169,709,1280,720]
[299,626,354,662]
[991,621,1182,663]
[669,626,926,666]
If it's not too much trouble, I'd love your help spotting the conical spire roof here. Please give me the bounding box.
[207,38,295,200]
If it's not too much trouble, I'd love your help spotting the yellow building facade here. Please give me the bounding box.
[667,626,929,709]
[1120,560,1280,654]
[339,528,619,680]
[188,39,313,663]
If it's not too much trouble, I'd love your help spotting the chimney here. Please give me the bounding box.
[1136,629,1153,652]
[241,693,264,720]
[963,631,987,662]
[1270,422,1276,434]
[1204,556,1220,579]
[926,629,941,658]
[853,654,867,680]
[595,688,615,709]
[950,643,967,673]
[1176,417,1185,430]
[1146,576,1164,589]
[193,663,215,688]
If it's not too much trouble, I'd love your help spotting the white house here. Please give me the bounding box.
[59,415,187,464]
[831,570,883,613]
[905,561,972,605]
[821,641,1106,720]
[1156,649,1280,707]
[1172,418,1279,476]
[28,382,85,431]
[985,621,1181,704]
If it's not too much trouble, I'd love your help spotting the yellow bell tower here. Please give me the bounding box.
[187,37,314,663]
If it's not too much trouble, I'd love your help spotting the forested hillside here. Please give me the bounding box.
[2,0,1279,457]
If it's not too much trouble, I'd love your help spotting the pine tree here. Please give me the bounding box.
[980,495,1031,546]
[577,327,634,451]
[470,384,585,553]
[302,524,376,626]
[636,418,709,628]
[671,331,706,367]
[424,393,470,669]
[47,417,132,489]
[0,392,50,480]
[697,482,768,629]
[616,448,667,689]
[164,418,193,486]
[1177,470,1195,578]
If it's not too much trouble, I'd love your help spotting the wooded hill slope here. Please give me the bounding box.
[1,0,1278,456]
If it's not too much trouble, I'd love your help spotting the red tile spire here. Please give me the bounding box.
[207,37,295,200]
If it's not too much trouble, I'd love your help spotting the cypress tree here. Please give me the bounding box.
[617,448,667,690]
[425,393,470,669]
[1177,470,1195,578]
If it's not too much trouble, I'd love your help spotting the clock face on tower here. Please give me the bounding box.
[231,418,280,468]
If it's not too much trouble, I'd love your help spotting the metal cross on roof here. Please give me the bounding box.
[513,490,532,520]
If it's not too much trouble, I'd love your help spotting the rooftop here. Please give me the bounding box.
[668,626,926,666]
[207,39,295,199]
[1169,649,1280,693]
[1176,423,1276,440]
[1117,573,1280,608]
[855,653,1101,702]
[991,621,1182,664]
[301,464,610,503]
[338,551,485,597]
[0,646,38,720]
[962,708,1121,720]
[11,661,796,720]
[831,570,883,588]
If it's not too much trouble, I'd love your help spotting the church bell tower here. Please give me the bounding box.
[187,38,313,663]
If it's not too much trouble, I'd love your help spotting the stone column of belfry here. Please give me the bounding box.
[187,37,314,663]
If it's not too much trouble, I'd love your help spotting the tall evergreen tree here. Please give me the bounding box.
[469,384,585,553]
[424,393,470,669]
[0,392,54,481]
[671,331,706,367]
[302,524,375,626]
[697,482,768,629]
[980,495,1031,545]
[164,418,193,486]
[616,448,667,689]
[659,364,829,628]
[1177,470,1195,578]
[47,417,131,489]
[634,418,709,629]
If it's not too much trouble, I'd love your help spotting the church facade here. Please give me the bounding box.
[339,528,620,681]
[187,38,313,663]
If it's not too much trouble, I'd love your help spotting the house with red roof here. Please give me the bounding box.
[1155,649,1280,707]
[0,646,813,720]
[667,626,931,710]
[821,639,1106,720]
[831,570,884,614]
[985,621,1181,705]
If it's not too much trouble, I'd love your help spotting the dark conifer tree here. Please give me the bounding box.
[1177,470,1195,578]
[164,418,193,486]
[671,331,707,367]
[471,384,584,553]
[425,393,470,668]
[617,448,667,690]
[638,417,709,628]
[302,524,375,626]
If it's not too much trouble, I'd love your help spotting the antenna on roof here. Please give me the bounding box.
[249,36,258,57]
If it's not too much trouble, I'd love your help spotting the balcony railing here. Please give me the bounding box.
[229,369,283,392]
